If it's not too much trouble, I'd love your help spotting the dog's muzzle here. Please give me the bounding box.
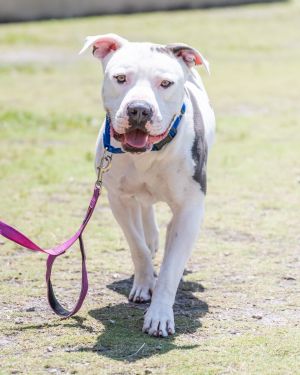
[106,102,186,154]
[123,101,153,150]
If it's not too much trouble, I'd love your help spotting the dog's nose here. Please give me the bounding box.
[127,101,153,125]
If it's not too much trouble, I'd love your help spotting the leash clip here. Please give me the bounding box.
[96,149,112,188]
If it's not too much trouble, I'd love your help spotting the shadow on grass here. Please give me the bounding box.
[11,316,95,333]
[78,275,208,362]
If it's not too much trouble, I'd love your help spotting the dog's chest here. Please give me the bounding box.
[119,161,167,203]
[106,154,194,206]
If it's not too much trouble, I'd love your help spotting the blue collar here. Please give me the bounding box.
[103,103,186,154]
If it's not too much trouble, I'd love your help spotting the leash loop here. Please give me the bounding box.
[0,150,113,318]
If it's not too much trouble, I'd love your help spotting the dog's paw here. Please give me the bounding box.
[142,303,175,337]
[129,275,156,303]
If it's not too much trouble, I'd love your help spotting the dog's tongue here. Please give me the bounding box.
[124,130,149,148]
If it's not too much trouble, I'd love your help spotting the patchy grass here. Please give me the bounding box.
[0,1,299,374]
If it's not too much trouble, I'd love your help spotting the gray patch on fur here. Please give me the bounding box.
[188,87,208,194]
[150,45,172,56]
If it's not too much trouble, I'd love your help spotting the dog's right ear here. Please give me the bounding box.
[79,33,128,60]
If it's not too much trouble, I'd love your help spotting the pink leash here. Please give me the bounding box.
[0,150,112,318]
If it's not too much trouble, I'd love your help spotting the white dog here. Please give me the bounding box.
[80,34,215,337]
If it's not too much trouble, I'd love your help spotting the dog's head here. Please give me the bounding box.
[80,34,209,153]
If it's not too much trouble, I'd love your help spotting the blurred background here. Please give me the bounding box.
[0,0,289,22]
[0,0,299,374]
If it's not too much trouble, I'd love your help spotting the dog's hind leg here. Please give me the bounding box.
[108,194,156,303]
[141,204,159,259]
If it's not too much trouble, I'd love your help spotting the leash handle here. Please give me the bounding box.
[46,235,88,318]
[0,150,112,318]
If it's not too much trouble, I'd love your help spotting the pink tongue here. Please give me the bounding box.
[124,130,149,148]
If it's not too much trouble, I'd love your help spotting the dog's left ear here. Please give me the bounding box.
[167,43,210,74]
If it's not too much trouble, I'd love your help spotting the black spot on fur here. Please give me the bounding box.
[188,89,208,194]
[192,123,207,194]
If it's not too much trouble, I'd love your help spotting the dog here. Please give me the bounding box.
[80,34,215,337]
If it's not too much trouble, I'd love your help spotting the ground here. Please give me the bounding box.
[0,1,299,374]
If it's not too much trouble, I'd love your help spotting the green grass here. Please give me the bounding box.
[0,2,299,374]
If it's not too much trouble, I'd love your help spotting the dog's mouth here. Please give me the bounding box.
[111,127,169,153]
[125,129,149,149]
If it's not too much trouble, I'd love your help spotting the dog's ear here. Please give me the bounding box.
[79,33,128,60]
[167,43,210,73]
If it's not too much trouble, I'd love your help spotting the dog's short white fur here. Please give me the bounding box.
[80,34,215,337]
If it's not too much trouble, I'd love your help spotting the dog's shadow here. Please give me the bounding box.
[77,275,208,361]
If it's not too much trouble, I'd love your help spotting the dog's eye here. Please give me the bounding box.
[114,74,126,84]
[160,80,174,88]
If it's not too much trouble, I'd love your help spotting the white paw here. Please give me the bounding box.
[129,275,156,303]
[142,303,175,337]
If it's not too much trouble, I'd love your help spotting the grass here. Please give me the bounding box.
[0,1,299,374]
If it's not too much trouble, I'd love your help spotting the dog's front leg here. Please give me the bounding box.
[108,194,156,303]
[143,194,205,336]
